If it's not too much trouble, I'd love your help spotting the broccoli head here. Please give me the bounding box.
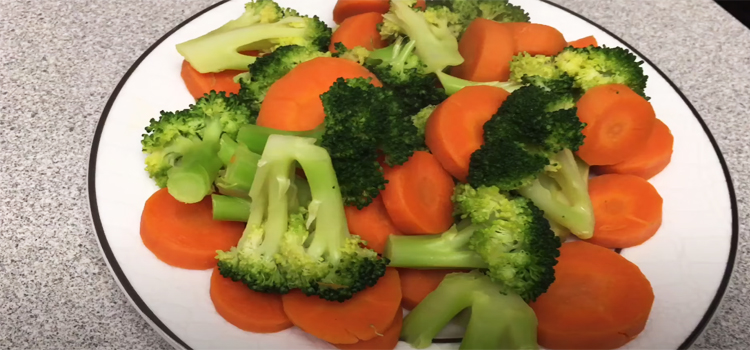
[401,271,539,350]
[216,134,388,301]
[236,45,329,114]
[142,91,253,193]
[555,45,649,98]
[366,38,448,115]
[386,183,561,302]
[381,0,464,73]
[467,85,595,239]
[176,1,331,73]
[509,46,649,98]
[430,0,530,34]
[411,104,437,138]
[320,78,422,208]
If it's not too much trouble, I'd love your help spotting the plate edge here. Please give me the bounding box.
[85,1,231,350]
[538,1,740,349]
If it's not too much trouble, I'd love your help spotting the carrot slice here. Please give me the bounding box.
[568,35,598,48]
[530,241,654,349]
[586,174,663,248]
[257,57,381,131]
[504,22,568,56]
[345,195,402,254]
[380,151,456,235]
[425,85,510,182]
[594,119,674,180]
[140,188,243,270]
[333,0,425,24]
[398,268,467,310]
[451,18,516,82]
[209,266,292,333]
[181,60,243,100]
[282,268,402,344]
[330,12,388,53]
[575,84,656,165]
[334,308,404,350]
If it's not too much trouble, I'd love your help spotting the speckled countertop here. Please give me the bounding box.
[1,0,749,348]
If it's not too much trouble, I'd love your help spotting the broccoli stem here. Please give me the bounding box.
[212,195,252,222]
[293,140,348,263]
[247,135,302,256]
[385,225,488,268]
[166,119,224,203]
[517,149,594,239]
[436,71,522,95]
[215,143,261,198]
[369,37,418,72]
[236,123,325,154]
[176,18,308,73]
[218,134,239,166]
[401,271,539,350]
[385,0,464,73]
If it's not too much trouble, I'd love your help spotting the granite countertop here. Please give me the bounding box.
[1,0,749,348]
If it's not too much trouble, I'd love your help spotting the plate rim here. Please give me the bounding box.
[86,1,740,349]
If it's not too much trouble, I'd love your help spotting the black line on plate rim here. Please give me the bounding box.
[538,1,739,349]
[86,0,739,349]
[87,1,230,350]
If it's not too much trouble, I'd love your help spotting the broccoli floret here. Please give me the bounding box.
[411,105,437,138]
[386,183,561,302]
[510,46,649,98]
[211,0,284,33]
[176,2,331,73]
[401,271,539,350]
[236,45,330,114]
[141,91,253,194]
[555,45,649,98]
[320,78,422,208]
[381,0,464,73]
[331,43,372,65]
[366,38,448,115]
[216,134,388,301]
[468,85,595,239]
[430,0,530,34]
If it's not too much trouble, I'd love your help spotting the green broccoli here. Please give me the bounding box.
[411,105,437,138]
[510,46,649,98]
[436,71,523,95]
[236,45,330,114]
[366,38,448,115]
[430,0,530,35]
[216,134,388,301]
[386,183,561,302]
[401,271,539,350]
[331,43,372,65]
[141,91,253,195]
[320,78,422,208]
[381,0,464,73]
[468,85,595,239]
[176,1,331,73]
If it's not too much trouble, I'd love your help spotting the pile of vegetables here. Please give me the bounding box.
[138,0,675,349]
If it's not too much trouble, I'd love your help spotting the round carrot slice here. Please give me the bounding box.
[209,266,292,333]
[595,119,674,180]
[425,85,510,183]
[334,308,404,350]
[586,174,663,248]
[345,195,403,254]
[380,151,456,235]
[282,268,402,344]
[504,22,568,56]
[330,12,388,52]
[257,57,381,131]
[530,241,654,350]
[451,18,517,82]
[140,188,243,270]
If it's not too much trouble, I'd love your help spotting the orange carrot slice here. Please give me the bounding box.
[594,119,674,180]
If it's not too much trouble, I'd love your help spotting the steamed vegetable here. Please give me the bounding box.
[216,134,388,301]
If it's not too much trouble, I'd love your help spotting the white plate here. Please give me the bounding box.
[87,0,739,349]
